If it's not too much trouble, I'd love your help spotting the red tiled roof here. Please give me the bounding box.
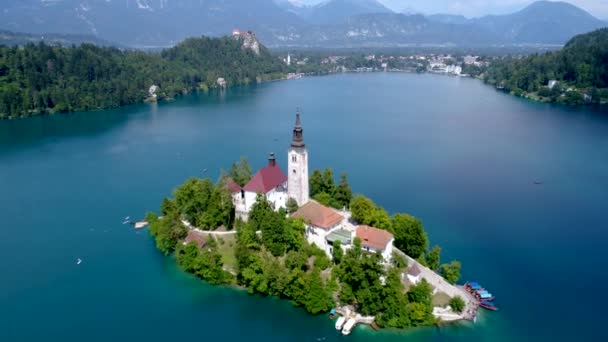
[222,177,242,193]
[356,225,394,251]
[292,200,344,230]
[243,164,287,193]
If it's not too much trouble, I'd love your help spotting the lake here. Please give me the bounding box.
[1,73,607,342]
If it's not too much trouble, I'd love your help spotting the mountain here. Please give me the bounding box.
[292,13,495,47]
[471,1,606,44]
[0,30,117,47]
[427,14,469,25]
[0,0,304,47]
[300,0,393,25]
[0,0,605,47]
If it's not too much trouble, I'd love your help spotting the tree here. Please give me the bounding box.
[449,296,465,313]
[391,213,428,259]
[440,261,462,285]
[313,192,332,207]
[228,157,252,187]
[148,211,187,255]
[286,197,299,214]
[332,240,343,265]
[392,252,408,270]
[350,195,376,223]
[333,173,353,209]
[427,245,441,271]
[309,169,323,196]
[304,269,334,314]
[321,168,336,195]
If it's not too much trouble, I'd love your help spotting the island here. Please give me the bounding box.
[144,111,488,333]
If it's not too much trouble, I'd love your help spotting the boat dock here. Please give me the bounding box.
[334,306,375,335]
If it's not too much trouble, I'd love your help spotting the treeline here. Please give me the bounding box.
[483,28,608,105]
[0,36,286,118]
[309,168,353,210]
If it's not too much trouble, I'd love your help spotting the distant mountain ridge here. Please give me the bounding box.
[0,0,605,47]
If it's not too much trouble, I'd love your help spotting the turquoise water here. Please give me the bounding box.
[1,73,607,341]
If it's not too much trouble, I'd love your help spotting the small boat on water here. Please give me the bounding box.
[76,258,82,265]
[342,318,356,335]
[335,316,346,330]
[478,293,495,301]
[480,301,499,311]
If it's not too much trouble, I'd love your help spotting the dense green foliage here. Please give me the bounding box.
[426,245,441,271]
[176,238,233,285]
[309,168,352,209]
[449,296,466,313]
[173,178,234,229]
[440,260,462,285]
[484,28,608,105]
[146,211,187,256]
[336,239,436,329]
[0,36,286,118]
[235,195,334,314]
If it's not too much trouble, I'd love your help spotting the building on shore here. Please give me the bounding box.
[292,200,346,255]
[356,225,394,262]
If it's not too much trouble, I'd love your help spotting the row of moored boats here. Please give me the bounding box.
[335,316,356,335]
[465,282,499,311]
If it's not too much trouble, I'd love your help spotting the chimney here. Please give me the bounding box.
[268,152,276,167]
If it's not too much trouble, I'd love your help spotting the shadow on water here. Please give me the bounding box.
[0,85,263,156]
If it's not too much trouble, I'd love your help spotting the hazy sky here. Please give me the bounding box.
[296,0,608,18]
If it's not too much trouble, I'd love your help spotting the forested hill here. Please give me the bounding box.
[483,28,608,105]
[0,35,286,119]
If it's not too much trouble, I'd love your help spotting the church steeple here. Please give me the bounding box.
[288,109,309,206]
[291,109,305,148]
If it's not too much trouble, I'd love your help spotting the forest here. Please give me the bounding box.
[144,159,463,330]
[0,35,287,119]
[483,28,608,105]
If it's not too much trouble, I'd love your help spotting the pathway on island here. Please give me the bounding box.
[393,248,478,321]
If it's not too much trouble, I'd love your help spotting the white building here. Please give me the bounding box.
[356,225,394,263]
[292,200,349,256]
[231,111,310,221]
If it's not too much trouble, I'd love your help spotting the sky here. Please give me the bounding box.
[295,0,608,19]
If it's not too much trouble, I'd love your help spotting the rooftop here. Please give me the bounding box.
[243,164,287,194]
[222,176,242,193]
[326,228,352,245]
[356,225,394,251]
[292,200,344,230]
[184,231,207,248]
[407,264,422,276]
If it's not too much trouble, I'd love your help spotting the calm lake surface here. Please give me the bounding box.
[1,73,607,342]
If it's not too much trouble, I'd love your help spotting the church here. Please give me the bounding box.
[230,111,310,221]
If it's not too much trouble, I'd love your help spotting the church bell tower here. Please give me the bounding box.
[288,110,309,206]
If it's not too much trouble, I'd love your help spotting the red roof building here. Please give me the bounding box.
[243,153,287,193]
[356,225,394,251]
[292,200,344,230]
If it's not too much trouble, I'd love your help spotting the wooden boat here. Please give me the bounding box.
[335,316,346,330]
[342,318,356,335]
[480,301,499,311]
